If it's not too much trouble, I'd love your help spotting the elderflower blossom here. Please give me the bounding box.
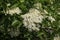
[7,3,11,6]
[48,16,55,22]
[21,8,44,31]
[6,7,22,15]
[9,28,20,38]
[54,35,60,40]
[34,3,42,9]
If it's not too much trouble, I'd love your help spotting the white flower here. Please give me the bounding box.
[48,16,55,22]
[29,8,40,14]
[54,36,60,40]
[34,3,42,9]
[6,7,22,15]
[21,8,44,31]
[50,0,53,4]
[7,3,11,6]
[58,12,60,15]
[9,28,20,38]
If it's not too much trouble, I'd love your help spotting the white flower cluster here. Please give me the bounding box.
[48,16,55,22]
[6,7,22,15]
[34,3,49,14]
[21,8,44,31]
[8,28,20,38]
[54,36,60,40]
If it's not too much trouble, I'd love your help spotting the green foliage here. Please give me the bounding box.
[0,0,60,40]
